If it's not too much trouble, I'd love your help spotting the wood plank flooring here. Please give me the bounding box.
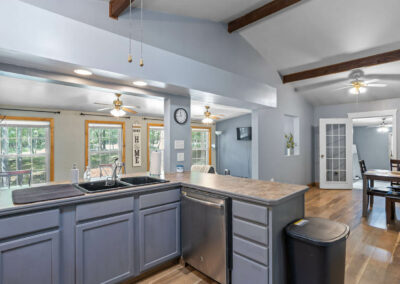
[135,187,400,284]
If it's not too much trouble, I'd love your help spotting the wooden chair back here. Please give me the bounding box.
[359,160,367,175]
[390,159,400,186]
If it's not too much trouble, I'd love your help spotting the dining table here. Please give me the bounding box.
[362,169,400,217]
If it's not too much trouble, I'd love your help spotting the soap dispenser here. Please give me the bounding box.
[71,163,79,184]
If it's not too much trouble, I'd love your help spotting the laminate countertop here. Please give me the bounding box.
[0,172,309,216]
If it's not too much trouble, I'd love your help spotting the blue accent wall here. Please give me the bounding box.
[216,114,252,178]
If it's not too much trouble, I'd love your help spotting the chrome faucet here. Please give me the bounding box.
[106,158,122,186]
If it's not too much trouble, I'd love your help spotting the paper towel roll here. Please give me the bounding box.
[150,151,162,176]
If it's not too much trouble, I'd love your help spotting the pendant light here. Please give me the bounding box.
[128,0,133,63]
[139,0,144,67]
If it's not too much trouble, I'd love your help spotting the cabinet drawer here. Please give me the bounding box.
[233,200,268,225]
[233,218,268,245]
[76,197,134,222]
[233,236,268,265]
[232,253,268,284]
[0,209,59,240]
[139,189,180,210]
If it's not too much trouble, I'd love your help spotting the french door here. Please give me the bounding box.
[319,119,353,189]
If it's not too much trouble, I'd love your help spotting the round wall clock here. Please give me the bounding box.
[174,108,188,124]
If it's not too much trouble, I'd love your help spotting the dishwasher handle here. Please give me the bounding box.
[182,192,224,209]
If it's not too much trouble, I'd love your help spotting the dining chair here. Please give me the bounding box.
[390,159,400,190]
[359,160,389,208]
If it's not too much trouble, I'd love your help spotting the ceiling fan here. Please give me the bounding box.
[194,106,224,124]
[95,93,140,117]
[333,70,387,95]
[367,118,392,133]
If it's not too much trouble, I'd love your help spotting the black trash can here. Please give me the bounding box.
[286,217,350,284]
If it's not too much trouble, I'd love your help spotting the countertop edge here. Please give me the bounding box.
[0,181,309,217]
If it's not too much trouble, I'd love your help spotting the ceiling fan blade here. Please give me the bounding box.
[123,105,141,110]
[210,115,223,119]
[94,102,111,106]
[331,85,352,92]
[122,107,137,114]
[364,79,379,84]
[294,78,350,92]
[97,108,112,111]
[367,84,387,87]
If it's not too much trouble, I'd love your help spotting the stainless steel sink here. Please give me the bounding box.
[75,176,169,193]
[74,180,132,193]
[120,176,169,186]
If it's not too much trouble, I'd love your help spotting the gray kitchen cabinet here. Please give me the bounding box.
[0,230,60,284]
[75,213,135,284]
[139,202,180,272]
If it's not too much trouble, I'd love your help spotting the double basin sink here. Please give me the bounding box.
[74,176,169,193]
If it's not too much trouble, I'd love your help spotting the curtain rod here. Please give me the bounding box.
[80,113,131,119]
[0,108,61,114]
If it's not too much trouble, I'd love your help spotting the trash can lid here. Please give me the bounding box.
[286,217,350,246]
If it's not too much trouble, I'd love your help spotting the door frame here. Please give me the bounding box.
[319,118,353,189]
[348,109,397,159]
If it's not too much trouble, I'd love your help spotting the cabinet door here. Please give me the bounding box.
[0,231,60,284]
[139,202,180,272]
[76,213,134,284]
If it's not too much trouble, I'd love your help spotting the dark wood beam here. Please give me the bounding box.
[282,49,400,83]
[109,0,132,19]
[228,0,301,33]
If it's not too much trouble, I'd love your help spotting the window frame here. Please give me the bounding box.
[85,120,126,170]
[191,126,212,165]
[0,116,54,181]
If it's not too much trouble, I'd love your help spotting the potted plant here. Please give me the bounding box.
[285,133,296,156]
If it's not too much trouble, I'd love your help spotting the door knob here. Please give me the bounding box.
[321,154,325,158]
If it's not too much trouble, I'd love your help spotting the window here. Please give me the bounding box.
[192,127,211,165]
[147,124,164,172]
[0,117,53,187]
[85,121,125,177]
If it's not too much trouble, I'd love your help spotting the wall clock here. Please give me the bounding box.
[174,108,188,124]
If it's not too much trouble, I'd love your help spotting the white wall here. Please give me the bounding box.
[0,107,215,181]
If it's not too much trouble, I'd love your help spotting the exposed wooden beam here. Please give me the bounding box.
[228,0,301,33]
[282,49,400,83]
[109,0,132,19]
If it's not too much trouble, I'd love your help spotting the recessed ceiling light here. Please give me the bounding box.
[74,69,92,76]
[133,80,148,87]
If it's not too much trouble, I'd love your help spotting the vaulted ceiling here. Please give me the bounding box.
[122,0,400,106]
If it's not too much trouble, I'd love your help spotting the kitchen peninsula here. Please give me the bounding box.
[0,172,308,284]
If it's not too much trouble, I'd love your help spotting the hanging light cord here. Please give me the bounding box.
[140,0,144,66]
[128,0,133,63]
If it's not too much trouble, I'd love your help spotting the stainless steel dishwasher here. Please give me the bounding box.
[181,189,231,284]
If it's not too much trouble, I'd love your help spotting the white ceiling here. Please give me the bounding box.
[0,75,250,121]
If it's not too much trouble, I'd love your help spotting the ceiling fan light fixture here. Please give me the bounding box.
[349,86,367,95]
[377,126,389,133]
[110,108,126,117]
[202,117,213,124]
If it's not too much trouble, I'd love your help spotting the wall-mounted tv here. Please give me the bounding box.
[237,127,252,141]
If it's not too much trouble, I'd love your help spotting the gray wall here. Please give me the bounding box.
[354,126,391,170]
[216,114,252,178]
[313,97,400,181]
[252,84,314,185]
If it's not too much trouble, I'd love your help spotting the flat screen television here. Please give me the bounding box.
[237,127,252,140]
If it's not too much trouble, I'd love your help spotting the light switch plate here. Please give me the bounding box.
[177,152,185,161]
[175,140,185,149]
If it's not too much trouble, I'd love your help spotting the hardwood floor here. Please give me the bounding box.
[136,187,400,284]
